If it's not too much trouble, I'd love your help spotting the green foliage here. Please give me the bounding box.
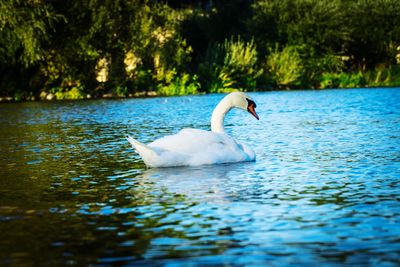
[115,86,128,97]
[13,90,25,101]
[198,37,261,92]
[132,69,154,91]
[250,0,400,69]
[362,65,400,87]
[222,38,262,89]
[320,72,364,89]
[208,72,237,93]
[54,86,85,100]
[344,0,400,68]
[320,65,400,89]
[266,45,304,87]
[1,0,400,98]
[197,43,225,92]
[249,0,348,55]
[303,53,345,86]
[263,44,346,88]
[0,0,60,67]
[122,3,195,92]
[157,72,200,96]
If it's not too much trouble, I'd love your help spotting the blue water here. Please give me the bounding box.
[0,88,399,266]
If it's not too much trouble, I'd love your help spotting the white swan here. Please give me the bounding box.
[126,92,259,168]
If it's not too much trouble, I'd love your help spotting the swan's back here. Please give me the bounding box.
[146,129,254,167]
[150,129,223,153]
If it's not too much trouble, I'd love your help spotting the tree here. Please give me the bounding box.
[0,0,58,95]
[345,0,400,69]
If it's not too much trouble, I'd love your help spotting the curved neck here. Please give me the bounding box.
[211,97,232,133]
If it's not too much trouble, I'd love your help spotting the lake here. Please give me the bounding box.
[0,88,399,266]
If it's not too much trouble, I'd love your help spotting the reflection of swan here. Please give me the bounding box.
[127,92,259,168]
[139,163,255,203]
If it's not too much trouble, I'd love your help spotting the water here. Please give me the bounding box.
[0,88,399,266]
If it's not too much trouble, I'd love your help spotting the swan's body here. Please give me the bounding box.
[127,129,255,168]
[127,92,259,168]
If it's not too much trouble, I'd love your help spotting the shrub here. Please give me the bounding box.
[319,72,364,89]
[264,44,346,88]
[157,73,200,96]
[54,86,85,100]
[115,86,128,97]
[209,72,236,93]
[222,38,262,90]
[198,37,261,92]
[132,69,154,91]
[302,50,345,87]
[363,65,400,87]
[266,45,304,87]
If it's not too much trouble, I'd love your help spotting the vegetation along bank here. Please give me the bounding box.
[1,0,400,101]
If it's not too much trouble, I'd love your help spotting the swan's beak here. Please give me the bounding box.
[247,104,259,120]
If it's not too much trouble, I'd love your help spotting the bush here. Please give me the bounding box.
[54,86,85,100]
[157,73,200,96]
[222,37,262,90]
[264,44,346,88]
[319,65,400,89]
[266,45,304,87]
[115,86,128,97]
[302,49,345,87]
[131,69,154,91]
[208,72,236,93]
[319,72,364,89]
[362,65,400,87]
[198,37,261,92]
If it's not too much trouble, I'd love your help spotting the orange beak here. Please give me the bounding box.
[247,104,259,120]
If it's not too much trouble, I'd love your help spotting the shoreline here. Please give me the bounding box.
[0,86,399,103]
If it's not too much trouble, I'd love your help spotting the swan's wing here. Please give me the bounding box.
[148,129,254,165]
[126,135,187,167]
[148,129,230,155]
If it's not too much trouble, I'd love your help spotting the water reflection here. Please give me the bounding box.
[140,163,257,203]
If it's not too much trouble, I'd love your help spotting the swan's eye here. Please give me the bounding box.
[246,98,257,108]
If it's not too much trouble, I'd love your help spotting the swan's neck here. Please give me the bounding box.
[211,97,232,133]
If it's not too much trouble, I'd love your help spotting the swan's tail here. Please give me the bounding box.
[126,135,160,167]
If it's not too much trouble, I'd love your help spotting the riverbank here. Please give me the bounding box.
[2,62,400,103]
[0,90,159,103]
[1,85,399,103]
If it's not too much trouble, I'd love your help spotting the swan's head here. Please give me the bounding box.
[228,92,259,120]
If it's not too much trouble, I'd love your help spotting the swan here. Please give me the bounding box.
[126,92,259,168]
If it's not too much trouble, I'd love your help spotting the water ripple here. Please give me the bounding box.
[0,88,399,265]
